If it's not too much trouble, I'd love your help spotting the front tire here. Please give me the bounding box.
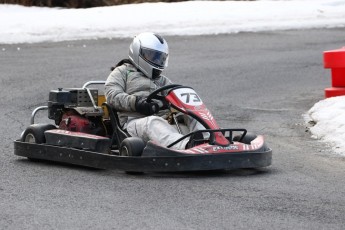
[120,137,145,174]
[233,133,257,144]
[119,137,145,157]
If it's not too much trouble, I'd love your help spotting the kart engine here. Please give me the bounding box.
[48,88,106,136]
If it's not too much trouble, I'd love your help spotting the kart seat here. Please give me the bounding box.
[97,94,109,119]
[102,102,129,148]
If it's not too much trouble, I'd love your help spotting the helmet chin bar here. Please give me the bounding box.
[152,69,162,79]
[138,56,163,79]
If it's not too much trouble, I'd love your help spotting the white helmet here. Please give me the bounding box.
[128,32,169,79]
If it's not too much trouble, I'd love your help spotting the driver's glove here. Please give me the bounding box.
[135,97,160,116]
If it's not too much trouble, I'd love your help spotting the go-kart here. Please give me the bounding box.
[14,81,272,172]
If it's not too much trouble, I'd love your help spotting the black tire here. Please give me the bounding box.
[21,124,57,144]
[233,133,257,144]
[119,137,145,157]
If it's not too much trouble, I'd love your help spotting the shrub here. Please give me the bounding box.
[0,0,188,8]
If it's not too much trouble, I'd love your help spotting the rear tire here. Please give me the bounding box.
[21,124,57,161]
[21,124,57,144]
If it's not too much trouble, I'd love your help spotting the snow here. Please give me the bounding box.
[1,0,345,155]
[0,0,345,44]
[305,96,345,156]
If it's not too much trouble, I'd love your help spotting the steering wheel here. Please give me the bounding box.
[146,84,182,102]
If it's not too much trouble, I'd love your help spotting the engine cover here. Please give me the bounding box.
[48,87,100,125]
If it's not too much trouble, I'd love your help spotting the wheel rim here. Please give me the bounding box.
[121,146,129,156]
[24,133,36,143]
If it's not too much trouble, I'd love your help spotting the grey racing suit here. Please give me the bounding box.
[105,61,201,150]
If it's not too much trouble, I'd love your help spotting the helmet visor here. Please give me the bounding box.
[140,47,168,68]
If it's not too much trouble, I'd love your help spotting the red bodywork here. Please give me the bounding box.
[165,87,230,147]
[162,86,266,155]
[58,111,103,136]
[179,135,264,155]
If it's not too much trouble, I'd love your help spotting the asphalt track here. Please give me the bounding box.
[1,28,345,229]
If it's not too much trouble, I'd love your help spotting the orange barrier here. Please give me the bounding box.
[324,47,345,98]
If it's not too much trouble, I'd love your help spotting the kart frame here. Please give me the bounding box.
[14,140,272,172]
[14,81,272,173]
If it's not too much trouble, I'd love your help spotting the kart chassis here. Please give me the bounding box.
[14,81,272,172]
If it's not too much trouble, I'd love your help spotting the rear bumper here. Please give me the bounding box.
[14,140,272,172]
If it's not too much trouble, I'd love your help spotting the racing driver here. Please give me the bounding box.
[105,32,204,150]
